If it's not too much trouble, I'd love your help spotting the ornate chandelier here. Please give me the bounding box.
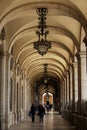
[33,8,51,56]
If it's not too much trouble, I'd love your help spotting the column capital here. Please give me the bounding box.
[72,61,78,67]
[83,36,87,46]
[69,63,73,69]
[67,69,70,74]
[0,27,6,41]
[0,51,10,57]
[75,52,80,60]
[69,63,73,66]
[63,74,67,79]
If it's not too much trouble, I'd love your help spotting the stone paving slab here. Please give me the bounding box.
[9,112,76,130]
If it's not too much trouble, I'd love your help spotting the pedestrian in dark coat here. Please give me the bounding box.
[31,103,36,122]
[38,104,45,122]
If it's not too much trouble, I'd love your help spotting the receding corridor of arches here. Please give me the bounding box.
[0,0,87,130]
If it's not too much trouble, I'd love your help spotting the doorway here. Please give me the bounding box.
[42,93,53,106]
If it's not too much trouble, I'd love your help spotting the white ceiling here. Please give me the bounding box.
[0,0,87,88]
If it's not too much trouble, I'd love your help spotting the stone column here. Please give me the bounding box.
[83,36,87,72]
[80,52,87,115]
[12,62,17,124]
[18,67,21,122]
[69,64,75,113]
[60,81,64,105]
[69,66,72,110]
[60,79,65,108]
[24,73,29,117]
[75,53,81,114]
[80,52,87,98]
[0,52,9,129]
[68,70,71,109]
[62,80,65,106]
[66,71,70,108]
[64,76,67,106]
[73,62,78,113]
[0,28,9,129]
[28,81,31,108]
[83,37,87,100]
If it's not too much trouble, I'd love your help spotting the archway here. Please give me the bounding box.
[42,93,53,108]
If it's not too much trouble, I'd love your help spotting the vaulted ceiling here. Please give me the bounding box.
[0,0,87,94]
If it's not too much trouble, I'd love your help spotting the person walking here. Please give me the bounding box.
[30,103,36,122]
[38,104,45,122]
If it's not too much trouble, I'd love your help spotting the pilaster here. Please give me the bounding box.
[64,76,67,106]
[83,36,87,72]
[66,70,70,107]
[69,64,75,112]
[73,62,78,113]
[75,52,81,114]
[80,52,87,100]
[0,28,9,129]
[80,51,87,116]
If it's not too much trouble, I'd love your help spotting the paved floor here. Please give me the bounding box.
[9,111,76,130]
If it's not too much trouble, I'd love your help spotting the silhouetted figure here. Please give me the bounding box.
[38,104,45,122]
[30,103,36,122]
[46,104,49,112]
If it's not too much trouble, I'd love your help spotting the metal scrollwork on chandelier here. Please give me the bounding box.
[33,8,51,56]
